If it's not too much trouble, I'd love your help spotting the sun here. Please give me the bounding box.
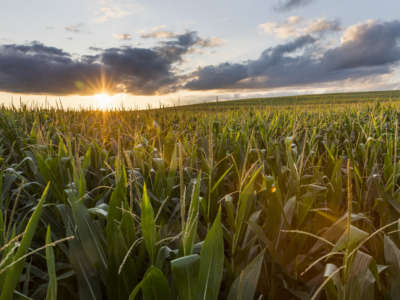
[94,92,112,108]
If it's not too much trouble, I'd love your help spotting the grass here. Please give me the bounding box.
[1,92,400,299]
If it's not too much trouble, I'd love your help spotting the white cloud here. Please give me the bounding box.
[259,16,341,39]
[340,19,376,44]
[141,30,176,39]
[95,0,143,23]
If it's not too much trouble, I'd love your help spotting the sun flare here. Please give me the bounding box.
[94,92,112,108]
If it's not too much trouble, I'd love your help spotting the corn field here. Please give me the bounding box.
[2,101,400,299]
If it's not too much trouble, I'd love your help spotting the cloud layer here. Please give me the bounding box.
[1,20,400,96]
[185,20,400,91]
[0,32,217,95]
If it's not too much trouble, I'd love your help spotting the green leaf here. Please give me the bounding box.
[156,246,177,269]
[384,235,400,298]
[333,225,368,252]
[323,263,342,295]
[0,170,3,207]
[0,210,4,246]
[142,184,156,264]
[81,147,91,172]
[120,210,136,248]
[182,173,201,256]
[70,200,107,274]
[197,208,224,300]
[57,204,103,300]
[13,290,33,300]
[166,143,178,195]
[384,235,400,273]
[45,226,57,300]
[129,266,171,300]
[0,182,50,300]
[106,165,127,240]
[171,254,200,300]
[106,164,132,297]
[224,195,236,230]
[228,250,265,300]
[233,167,261,253]
[211,165,233,193]
[346,251,375,300]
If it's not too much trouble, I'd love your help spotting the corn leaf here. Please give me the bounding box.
[197,208,224,300]
[45,226,57,300]
[0,182,50,300]
[228,250,265,300]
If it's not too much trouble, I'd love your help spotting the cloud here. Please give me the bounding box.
[141,30,176,39]
[196,37,226,48]
[185,20,400,91]
[0,32,209,95]
[141,28,225,49]
[65,23,85,33]
[325,20,400,69]
[95,0,143,23]
[185,35,317,90]
[2,20,400,97]
[114,33,132,40]
[0,42,101,95]
[259,16,341,39]
[274,0,315,12]
[140,27,226,48]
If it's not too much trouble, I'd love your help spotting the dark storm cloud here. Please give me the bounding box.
[0,32,211,95]
[183,63,248,90]
[185,20,400,91]
[99,31,203,94]
[186,35,316,90]
[324,21,400,69]
[0,41,101,95]
[274,0,315,12]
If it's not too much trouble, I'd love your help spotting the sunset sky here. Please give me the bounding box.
[1,0,400,108]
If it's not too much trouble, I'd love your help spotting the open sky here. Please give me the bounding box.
[1,0,400,108]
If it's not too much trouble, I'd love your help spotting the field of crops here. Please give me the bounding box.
[179,90,400,110]
[2,97,400,299]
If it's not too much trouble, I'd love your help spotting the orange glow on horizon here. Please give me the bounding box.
[94,92,112,109]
